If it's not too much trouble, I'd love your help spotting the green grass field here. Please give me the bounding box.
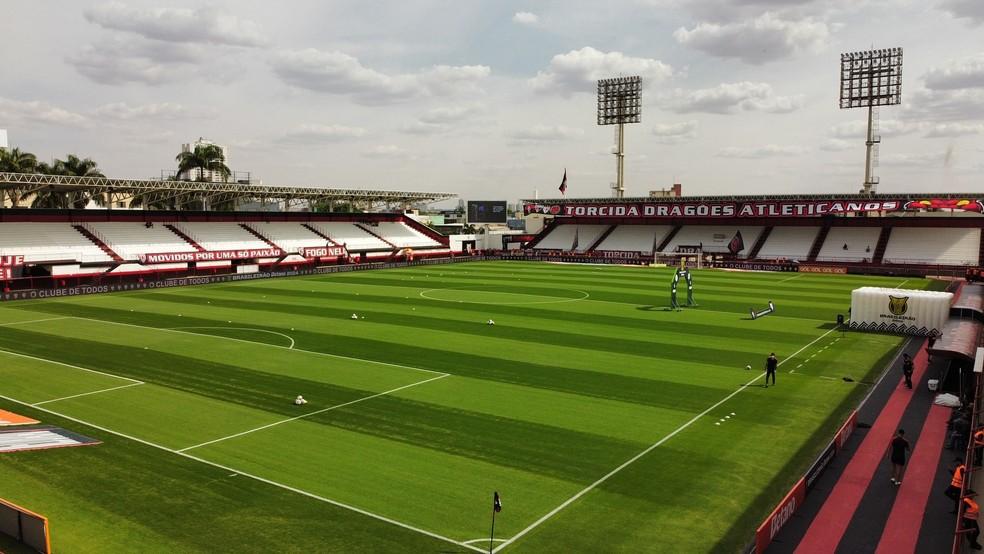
[0,261,935,553]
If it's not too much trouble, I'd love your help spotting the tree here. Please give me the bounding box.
[55,154,104,178]
[22,154,105,208]
[175,144,230,183]
[0,147,37,207]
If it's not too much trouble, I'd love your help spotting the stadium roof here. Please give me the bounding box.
[521,192,983,203]
[0,172,456,211]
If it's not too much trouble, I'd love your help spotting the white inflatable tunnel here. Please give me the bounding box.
[849,287,952,336]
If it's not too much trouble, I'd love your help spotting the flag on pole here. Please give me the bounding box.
[571,227,579,250]
[728,230,745,254]
[558,170,567,195]
[493,491,502,513]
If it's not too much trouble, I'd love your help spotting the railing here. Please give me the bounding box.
[953,351,984,553]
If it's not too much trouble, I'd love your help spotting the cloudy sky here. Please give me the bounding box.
[2,0,983,205]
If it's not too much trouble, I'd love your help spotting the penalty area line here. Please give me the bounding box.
[491,324,842,553]
[178,373,450,452]
[32,382,144,406]
[0,393,487,554]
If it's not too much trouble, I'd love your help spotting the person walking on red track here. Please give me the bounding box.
[901,353,914,389]
[888,429,910,485]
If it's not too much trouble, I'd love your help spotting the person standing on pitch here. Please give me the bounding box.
[764,353,778,388]
[902,353,914,389]
[888,428,910,485]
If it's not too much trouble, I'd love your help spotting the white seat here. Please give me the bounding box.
[88,222,193,261]
[662,226,764,258]
[596,225,673,253]
[247,223,329,253]
[372,222,441,248]
[883,227,980,265]
[176,223,270,251]
[816,227,882,262]
[308,222,391,250]
[0,223,111,263]
[756,227,820,260]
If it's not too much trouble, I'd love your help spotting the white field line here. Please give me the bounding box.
[0,316,70,327]
[778,274,803,284]
[0,393,485,554]
[492,324,843,553]
[168,326,296,349]
[33,382,144,406]
[896,279,910,289]
[178,373,450,453]
[67,316,446,376]
[0,347,144,384]
[582,297,828,323]
[464,538,507,545]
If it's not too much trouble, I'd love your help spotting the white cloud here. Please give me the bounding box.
[271,49,490,105]
[280,124,368,144]
[924,54,984,90]
[652,121,698,143]
[69,37,202,85]
[0,97,87,126]
[513,12,539,25]
[362,144,411,159]
[673,12,829,64]
[819,138,852,151]
[400,104,485,135]
[924,122,984,137]
[92,102,201,121]
[906,87,984,121]
[828,119,918,138]
[508,125,585,141]
[664,81,803,114]
[880,151,953,168]
[529,47,673,95]
[716,144,809,158]
[940,0,984,25]
[84,2,267,47]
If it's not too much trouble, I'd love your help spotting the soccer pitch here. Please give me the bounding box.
[0,261,935,552]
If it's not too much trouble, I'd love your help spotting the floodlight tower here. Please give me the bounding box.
[597,76,642,199]
[839,48,903,195]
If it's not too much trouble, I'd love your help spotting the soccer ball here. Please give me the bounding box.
[745,364,752,370]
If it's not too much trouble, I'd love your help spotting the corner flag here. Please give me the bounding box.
[558,170,567,195]
[494,491,502,512]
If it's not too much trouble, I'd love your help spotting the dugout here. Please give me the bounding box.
[0,498,50,554]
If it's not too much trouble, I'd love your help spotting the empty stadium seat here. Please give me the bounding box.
[595,225,673,253]
[373,222,441,248]
[662,226,764,257]
[246,223,328,253]
[756,227,820,261]
[175,223,270,251]
[308,222,391,250]
[815,227,882,262]
[0,223,112,263]
[882,227,980,266]
[533,224,609,251]
[88,222,193,261]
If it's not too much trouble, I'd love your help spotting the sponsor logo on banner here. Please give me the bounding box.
[138,248,284,264]
[799,264,848,274]
[888,296,909,316]
[299,246,349,258]
[714,261,798,272]
[835,410,858,451]
[805,442,837,490]
[755,478,806,554]
[523,198,984,219]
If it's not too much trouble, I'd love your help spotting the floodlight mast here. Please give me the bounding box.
[597,76,642,199]
[839,48,903,195]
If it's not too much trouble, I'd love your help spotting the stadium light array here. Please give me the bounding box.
[597,76,642,199]
[839,48,903,195]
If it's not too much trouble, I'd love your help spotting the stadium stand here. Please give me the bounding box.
[0,222,111,263]
[882,227,981,266]
[662,225,764,257]
[308,222,391,251]
[244,222,327,254]
[815,227,883,262]
[595,225,673,253]
[174,223,270,251]
[88,222,193,261]
[372,222,442,248]
[755,226,821,261]
[533,224,610,251]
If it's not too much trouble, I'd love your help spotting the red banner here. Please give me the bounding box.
[755,478,806,553]
[0,255,25,267]
[0,268,12,280]
[299,246,348,259]
[834,410,858,451]
[524,198,984,219]
[138,248,284,264]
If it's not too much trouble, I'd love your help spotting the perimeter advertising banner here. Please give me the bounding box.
[524,198,984,219]
[299,246,348,259]
[849,287,952,336]
[138,248,284,264]
[755,478,806,554]
[0,255,24,280]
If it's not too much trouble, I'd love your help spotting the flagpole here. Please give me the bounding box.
[489,505,496,554]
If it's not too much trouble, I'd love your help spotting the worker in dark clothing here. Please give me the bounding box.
[764,353,778,388]
[902,353,914,389]
[889,429,910,485]
[963,492,982,550]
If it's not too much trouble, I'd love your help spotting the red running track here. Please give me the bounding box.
[794,343,929,553]
[874,402,949,553]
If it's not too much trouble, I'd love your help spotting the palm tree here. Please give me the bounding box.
[175,144,230,183]
[0,147,38,207]
[56,154,104,178]
[25,154,105,208]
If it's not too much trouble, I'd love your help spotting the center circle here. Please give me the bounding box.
[418,286,589,305]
